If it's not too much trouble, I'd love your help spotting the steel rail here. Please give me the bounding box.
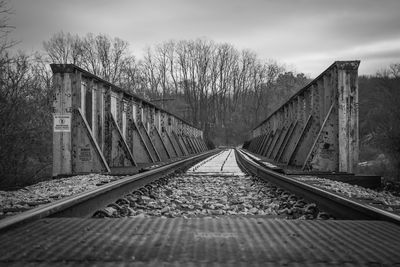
[239,149,284,173]
[0,150,218,232]
[235,148,400,225]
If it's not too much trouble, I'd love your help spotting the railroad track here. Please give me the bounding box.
[236,148,400,225]
[3,147,398,228]
[1,148,400,266]
[92,149,326,220]
[0,149,218,232]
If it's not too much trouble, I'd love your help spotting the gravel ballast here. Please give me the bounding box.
[295,175,400,214]
[2,149,400,220]
[0,174,119,218]
[94,173,332,220]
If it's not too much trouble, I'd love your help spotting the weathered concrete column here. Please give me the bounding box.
[337,62,359,172]
[52,65,110,176]
[52,69,73,176]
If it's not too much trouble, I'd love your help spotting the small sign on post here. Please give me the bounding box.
[54,114,71,132]
[79,147,92,161]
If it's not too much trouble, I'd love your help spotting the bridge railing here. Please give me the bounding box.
[51,64,207,176]
[244,61,360,173]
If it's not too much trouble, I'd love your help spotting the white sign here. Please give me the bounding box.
[54,114,71,132]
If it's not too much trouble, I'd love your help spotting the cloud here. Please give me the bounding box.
[9,0,400,75]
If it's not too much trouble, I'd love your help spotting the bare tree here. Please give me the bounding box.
[141,47,161,99]
[0,52,53,188]
[137,38,303,145]
[155,42,170,106]
[44,32,137,88]
[43,32,82,64]
[389,63,400,78]
[0,0,15,52]
[43,33,309,146]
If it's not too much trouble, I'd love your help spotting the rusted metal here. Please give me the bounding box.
[131,120,154,163]
[159,111,178,158]
[51,64,208,176]
[246,61,360,173]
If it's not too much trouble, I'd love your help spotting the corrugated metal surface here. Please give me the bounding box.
[1,217,400,266]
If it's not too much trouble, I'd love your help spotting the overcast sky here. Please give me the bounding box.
[9,0,400,77]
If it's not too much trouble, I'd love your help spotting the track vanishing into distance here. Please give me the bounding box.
[1,149,400,266]
[92,149,333,220]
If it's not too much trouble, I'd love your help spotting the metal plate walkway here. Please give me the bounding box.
[1,217,400,266]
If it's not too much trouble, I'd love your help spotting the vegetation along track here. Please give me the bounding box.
[236,148,400,225]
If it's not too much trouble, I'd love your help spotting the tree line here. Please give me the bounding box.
[1,0,399,187]
[0,28,308,187]
[43,32,309,146]
[358,67,400,181]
